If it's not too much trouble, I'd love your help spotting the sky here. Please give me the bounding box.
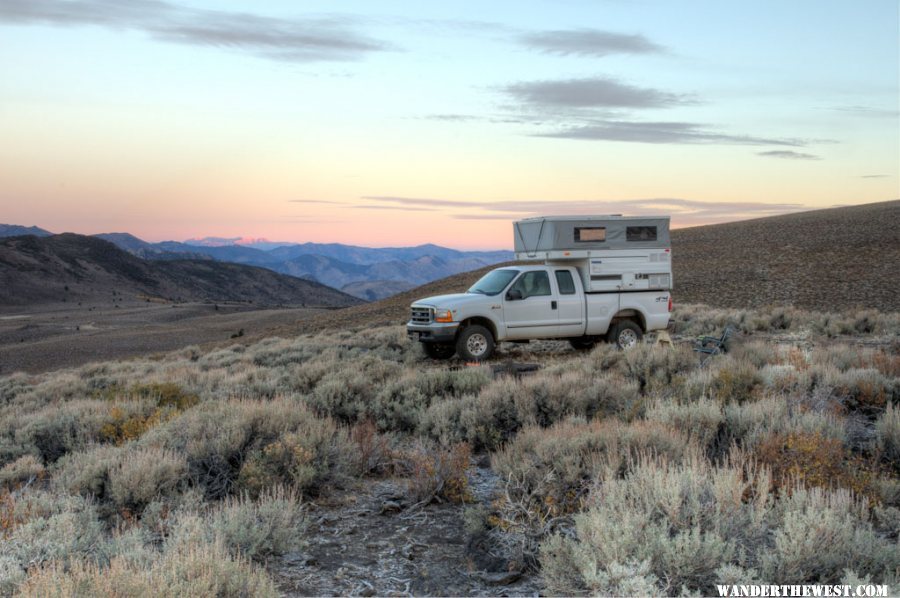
[1,0,898,250]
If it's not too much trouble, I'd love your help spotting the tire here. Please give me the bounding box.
[422,342,456,360]
[607,320,643,350]
[456,325,495,361]
[568,337,597,351]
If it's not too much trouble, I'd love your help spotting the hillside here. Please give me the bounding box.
[671,200,900,312]
[0,224,52,238]
[287,201,899,335]
[0,233,361,309]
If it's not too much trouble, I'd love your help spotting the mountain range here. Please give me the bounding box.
[0,233,360,309]
[1,227,513,300]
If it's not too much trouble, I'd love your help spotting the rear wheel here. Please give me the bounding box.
[607,320,643,350]
[422,342,456,360]
[456,325,495,361]
[568,337,597,351]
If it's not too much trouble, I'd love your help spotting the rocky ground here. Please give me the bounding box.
[270,463,542,597]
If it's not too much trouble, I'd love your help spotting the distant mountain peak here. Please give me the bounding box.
[183,236,299,250]
[0,224,53,238]
[186,236,251,247]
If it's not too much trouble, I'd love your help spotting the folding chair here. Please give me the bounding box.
[694,326,736,362]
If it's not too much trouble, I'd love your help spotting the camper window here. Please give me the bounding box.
[627,226,657,241]
[575,227,606,242]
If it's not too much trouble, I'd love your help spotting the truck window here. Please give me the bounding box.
[626,226,657,241]
[509,271,552,298]
[575,227,605,242]
[555,270,576,295]
[468,269,518,295]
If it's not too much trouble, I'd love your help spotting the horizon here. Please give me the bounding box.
[1,1,897,248]
[9,200,898,252]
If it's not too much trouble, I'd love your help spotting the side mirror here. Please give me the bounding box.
[507,289,523,300]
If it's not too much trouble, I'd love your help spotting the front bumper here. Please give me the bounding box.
[406,321,460,343]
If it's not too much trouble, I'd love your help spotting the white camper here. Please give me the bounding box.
[513,215,673,292]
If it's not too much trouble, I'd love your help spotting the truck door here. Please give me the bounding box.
[503,270,559,339]
[554,269,586,336]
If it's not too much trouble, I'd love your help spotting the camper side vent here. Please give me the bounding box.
[648,274,671,287]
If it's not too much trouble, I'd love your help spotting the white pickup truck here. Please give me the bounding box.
[407,215,674,360]
[407,264,671,360]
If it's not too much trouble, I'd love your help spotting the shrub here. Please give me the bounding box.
[203,487,305,560]
[759,486,897,583]
[821,367,896,414]
[539,455,767,596]
[53,444,122,501]
[0,456,45,491]
[492,419,692,517]
[14,400,129,463]
[17,539,278,597]
[307,370,371,423]
[539,453,896,594]
[350,420,394,476]
[0,494,106,574]
[141,398,348,500]
[754,431,871,497]
[876,403,900,469]
[447,378,523,450]
[620,344,697,395]
[397,442,471,504]
[709,358,763,404]
[645,398,723,454]
[236,424,352,497]
[108,448,188,516]
[723,397,846,450]
[370,379,428,433]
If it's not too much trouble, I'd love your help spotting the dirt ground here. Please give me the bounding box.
[270,462,543,597]
[0,301,327,374]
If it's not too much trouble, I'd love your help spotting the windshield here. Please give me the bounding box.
[468,269,518,296]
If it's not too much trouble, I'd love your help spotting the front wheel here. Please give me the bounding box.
[423,342,456,360]
[607,320,643,350]
[456,325,495,361]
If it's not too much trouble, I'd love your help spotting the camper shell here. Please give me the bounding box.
[514,215,672,292]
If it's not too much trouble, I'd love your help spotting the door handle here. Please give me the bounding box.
[551,300,557,310]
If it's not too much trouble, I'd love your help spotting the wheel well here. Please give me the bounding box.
[610,309,646,332]
[458,317,497,340]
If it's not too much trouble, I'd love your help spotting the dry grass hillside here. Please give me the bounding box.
[671,200,900,312]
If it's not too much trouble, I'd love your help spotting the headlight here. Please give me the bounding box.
[434,308,453,323]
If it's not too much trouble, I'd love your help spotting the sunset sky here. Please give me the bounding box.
[1,0,897,249]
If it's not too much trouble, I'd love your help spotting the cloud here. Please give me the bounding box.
[452,214,524,220]
[830,105,900,118]
[519,29,664,57]
[536,121,804,146]
[423,114,482,122]
[860,174,889,179]
[503,77,689,109]
[757,150,820,160]
[497,76,825,148]
[0,0,390,62]
[351,205,436,212]
[363,196,474,208]
[363,196,808,226]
